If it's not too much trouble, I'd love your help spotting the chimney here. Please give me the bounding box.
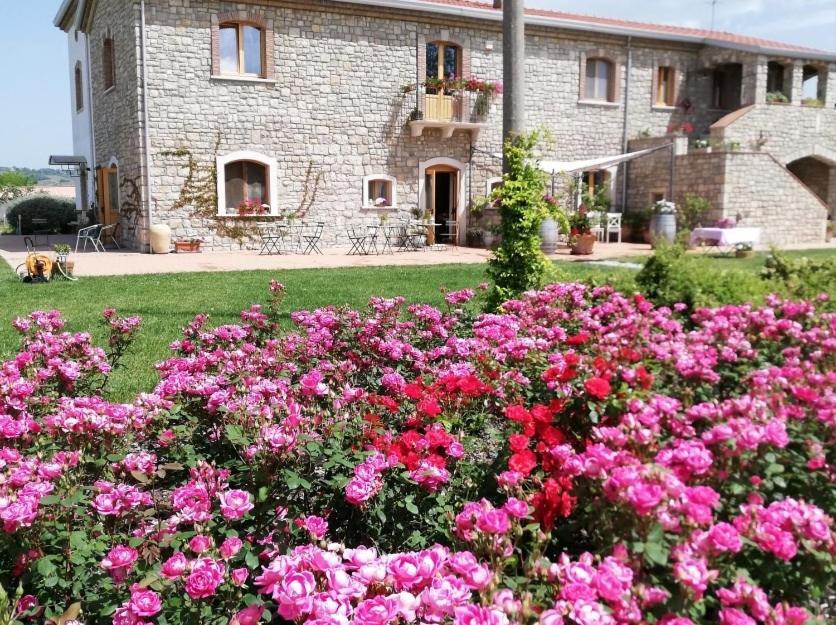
[493,1,502,8]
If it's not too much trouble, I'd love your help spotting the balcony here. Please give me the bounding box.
[405,83,494,140]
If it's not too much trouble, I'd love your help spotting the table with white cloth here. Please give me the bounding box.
[690,227,761,254]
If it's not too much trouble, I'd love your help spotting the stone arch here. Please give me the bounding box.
[418,157,468,244]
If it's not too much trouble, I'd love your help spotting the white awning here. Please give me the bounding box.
[538,145,668,175]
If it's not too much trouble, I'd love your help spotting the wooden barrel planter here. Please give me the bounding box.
[650,214,677,247]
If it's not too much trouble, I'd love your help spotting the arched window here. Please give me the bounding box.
[102,36,115,90]
[426,41,462,92]
[219,22,265,77]
[363,175,397,208]
[216,152,278,216]
[74,63,84,112]
[585,58,614,101]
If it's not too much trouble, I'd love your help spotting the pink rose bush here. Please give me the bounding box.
[0,284,833,624]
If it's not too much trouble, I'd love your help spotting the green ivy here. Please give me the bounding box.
[487,132,568,309]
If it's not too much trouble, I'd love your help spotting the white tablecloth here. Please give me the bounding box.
[690,227,761,247]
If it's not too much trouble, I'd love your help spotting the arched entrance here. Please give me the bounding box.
[418,157,467,244]
[787,155,835,219]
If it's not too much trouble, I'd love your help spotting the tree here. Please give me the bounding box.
[0,170,36,204]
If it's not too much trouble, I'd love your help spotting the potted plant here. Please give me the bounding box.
[766,91,789,105]
[236,200,269,216]
[735,242,754,258]
[693,138,712,153]
[649,199,677,247]
[568,209,596,255]
[466,227,484,248]
[174,238,203,253]
[52,243,74,277]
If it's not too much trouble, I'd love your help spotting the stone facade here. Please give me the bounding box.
[63,0,836,250]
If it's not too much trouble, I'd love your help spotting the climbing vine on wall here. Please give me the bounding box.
[161,142,325,244]
[118,175,143,240]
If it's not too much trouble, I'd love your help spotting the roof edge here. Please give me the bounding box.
[53,0,78,31]
[334,0,836,62]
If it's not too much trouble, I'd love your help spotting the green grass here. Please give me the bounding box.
[616,248,834,272]
[0,260,635,401]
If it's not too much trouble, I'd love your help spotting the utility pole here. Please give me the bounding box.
[502,0,525,172]
[709,0,720,31]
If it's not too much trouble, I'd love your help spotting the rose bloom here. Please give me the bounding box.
[101,545,138,577]
[454,604,510,625]
[231,605,264,625]
[231,567,249,586]
[219,489,254,520]
[220,536,244,559]
[303,515,328,539]
[189,535,214,554]
[584,377,611,400]
[161,552,188,579]
[185,558,225,599]
[129,584,162,617]
[476,509,510,535]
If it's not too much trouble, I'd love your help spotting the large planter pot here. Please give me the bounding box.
[650,213,677,247]
[539,217,559,254]
[482,231,496,250]
[174,240,202,253]
[570,233,596,255]
[149,224,171,254]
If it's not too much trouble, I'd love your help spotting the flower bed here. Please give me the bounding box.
[0,282,833,624]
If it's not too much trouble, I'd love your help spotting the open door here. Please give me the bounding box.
[96,166,120,227]
[424,165,460,243]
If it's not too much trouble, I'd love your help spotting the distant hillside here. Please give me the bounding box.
[0,166,74,187]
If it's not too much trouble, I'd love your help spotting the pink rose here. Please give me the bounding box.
[302,515,328,540]
[354,596,398,625]
[185,558,225,599]
[503,497,529,518]
[161,552,188,579]
[219,489,254,520]
[129,584,162,617]
[454,604,510,625]
[230,605,264,625]
[189,535,213,554]
[231,567,249,586]
[476,509,510,535]
[101,545,138,582]
[220,536,243,559]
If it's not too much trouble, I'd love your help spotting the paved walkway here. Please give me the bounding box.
[0,235,655,277]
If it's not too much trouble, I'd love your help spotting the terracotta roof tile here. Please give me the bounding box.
[414,0,832,56]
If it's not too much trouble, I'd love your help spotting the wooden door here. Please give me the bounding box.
[97,167,120,226]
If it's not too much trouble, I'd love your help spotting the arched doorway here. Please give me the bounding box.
[787,155,835,219]
[419,157,466,244]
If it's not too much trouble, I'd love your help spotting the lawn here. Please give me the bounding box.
[0,260,634,401]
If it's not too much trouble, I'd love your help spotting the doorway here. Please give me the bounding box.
[97,165,120,227]
[425,165,459,241]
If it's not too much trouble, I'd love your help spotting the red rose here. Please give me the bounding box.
[404,383,423,400]
[584,377,611,400]
[508,449,537,476]
[418,397,442,418]
[504,405,532,425]
[508,434,530,452]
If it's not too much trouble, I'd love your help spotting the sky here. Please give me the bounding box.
[0,1,834,169]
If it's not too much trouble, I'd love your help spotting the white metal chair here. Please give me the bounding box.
[605,213,622,243]
[588,212,605,242]
[75,224,104,253]
[99,224,120,249]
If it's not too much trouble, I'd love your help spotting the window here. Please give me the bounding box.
[486,177,503,195]
[74,63,84,112]
[656,66,675,106]
[363,175,397,208]
[426,41,462,92]
[585,58,614,101]
[802,65,822,104]
[767,61,785,95]
[102,37,115,90]
[216,152,278,216]
[219,22,264,77]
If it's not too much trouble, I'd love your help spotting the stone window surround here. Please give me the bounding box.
[416,32,471,114]
[579,49,622,106]
[216,151,280,217]
[210,11,276,82]
[362,174,398,209]
[486,176,502,197]
[102,30,116,93]
[651,58,680,110]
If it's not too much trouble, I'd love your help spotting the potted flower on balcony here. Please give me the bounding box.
[568,209,596,255]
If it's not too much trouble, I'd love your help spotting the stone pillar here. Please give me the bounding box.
[503,0,525,172]
[743,55,767,105]
[824,63,836,108]
[789,61,804,105]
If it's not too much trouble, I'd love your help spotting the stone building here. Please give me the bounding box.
[54,0,836,250]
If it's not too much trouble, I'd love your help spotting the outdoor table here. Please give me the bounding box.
[276,223,304,254]
[690,227,761,254]
[367,224,402,254]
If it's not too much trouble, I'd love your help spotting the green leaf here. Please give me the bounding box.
[644,541,669,566]
[245,551,260,569]
[36,557,58,579]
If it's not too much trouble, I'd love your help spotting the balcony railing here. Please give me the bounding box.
[405,83,494,139]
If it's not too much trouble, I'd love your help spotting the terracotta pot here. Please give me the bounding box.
[175,241,201,253]
[570,233,596,255]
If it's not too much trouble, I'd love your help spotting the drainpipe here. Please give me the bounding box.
[140,0,154,252]
[85,33,97,213]
[620,36,632,211]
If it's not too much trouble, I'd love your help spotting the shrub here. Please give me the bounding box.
[765,91,789,104]
[636,243,768,309]
[1,283,833,624]
[678,193,711,233]
[6,196,77,234]
[762,249,836,306]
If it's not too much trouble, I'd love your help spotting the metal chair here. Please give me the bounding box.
[257,223,279,255]
[99,223,120,249]
[346,226,369,255]
[75,224,104,253]
[302,222,324,255]
[439,220,458,248]
[588,212,606,242]
[605,213,622,243]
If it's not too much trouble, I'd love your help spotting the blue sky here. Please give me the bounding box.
[0,1,834,169]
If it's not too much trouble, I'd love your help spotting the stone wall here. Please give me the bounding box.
[86,0,835,250]
[88,0,146,249]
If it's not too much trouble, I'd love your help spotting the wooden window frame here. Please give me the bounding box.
[579,51,621,104]
[102,36,115,91]
[225,160,268,210]
[656,66,676,107]
[211,13,274,81]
